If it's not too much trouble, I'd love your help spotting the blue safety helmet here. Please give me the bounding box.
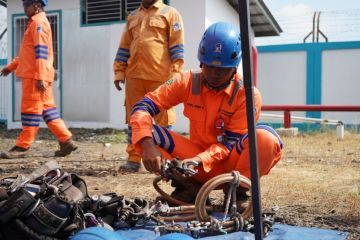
[198,22,241,68]
[23,0,48,7]
[71,227,125,240]
[40,0,48,6]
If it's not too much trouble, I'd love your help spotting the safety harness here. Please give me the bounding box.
[0,161,88,240]
[0,161,155,239]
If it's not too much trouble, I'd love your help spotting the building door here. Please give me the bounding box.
[13,11,62,121]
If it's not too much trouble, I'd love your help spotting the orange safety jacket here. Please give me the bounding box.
[130,71,262,172]
[7,12,55,82]
[113,0,184,83]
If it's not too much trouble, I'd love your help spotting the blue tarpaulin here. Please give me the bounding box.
[115,224,348,240]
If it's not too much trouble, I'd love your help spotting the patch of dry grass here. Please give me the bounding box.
[262,132,360,239]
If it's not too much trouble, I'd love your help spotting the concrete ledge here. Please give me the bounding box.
[276,127,299,137]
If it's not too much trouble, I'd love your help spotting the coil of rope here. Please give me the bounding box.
[153,159,253,224]
[194,171,252,221]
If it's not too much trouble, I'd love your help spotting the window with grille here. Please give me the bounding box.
[81,0,169,25]
[0,0,6,8]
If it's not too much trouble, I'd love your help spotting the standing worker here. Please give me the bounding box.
[130,22,283,207]
[114,0,185,172]
[0,0,77,158]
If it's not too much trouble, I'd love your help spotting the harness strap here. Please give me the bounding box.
[228,79,243,106]
[191,72,201,95]
[15,219,61,240]
[24,202,68,236]
[0,188,36,223]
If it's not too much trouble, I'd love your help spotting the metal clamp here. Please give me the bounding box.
[161,158,199,180]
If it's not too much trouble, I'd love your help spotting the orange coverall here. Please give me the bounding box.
[113,0,184,163]
[6,12,71,149]
[130,71,282,183]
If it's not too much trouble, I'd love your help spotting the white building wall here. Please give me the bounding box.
[0,61,9,121]
[257,51,307,118]
[6,1,20,129]
[61,9,111,124]
[322,49,360,124]
[205,0,239,28]
[108,25,126,129]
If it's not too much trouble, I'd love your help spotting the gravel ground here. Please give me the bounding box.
[0,126,359,239]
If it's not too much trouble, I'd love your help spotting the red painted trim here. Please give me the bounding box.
[262,105,360,112]
[252,45,258,86]
[262,105,360,128]
[284,111,291,128]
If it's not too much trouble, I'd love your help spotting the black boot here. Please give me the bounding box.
[55,139,78,157]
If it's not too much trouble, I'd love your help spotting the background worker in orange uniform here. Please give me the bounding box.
[113,0,184,172]
[130,22,283,208]
[0,0,77,158]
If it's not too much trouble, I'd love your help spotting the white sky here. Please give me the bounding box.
[256,0,360,45]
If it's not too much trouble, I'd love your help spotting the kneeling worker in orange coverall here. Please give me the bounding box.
[129,22,283,209]
[0,0,77,158]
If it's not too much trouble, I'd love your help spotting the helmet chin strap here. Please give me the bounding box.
[203,71,236,91]
[204,79,231,91]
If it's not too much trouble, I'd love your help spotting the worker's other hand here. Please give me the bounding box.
[182,156,202,170]
[140,137,163,174]
[114,79,125,91]
[0,67,11,77]
[36,80,46,93]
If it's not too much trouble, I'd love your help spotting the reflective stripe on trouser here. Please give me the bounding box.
[125,77,176,163]
[16,79,72,149]
[149,125,282,184]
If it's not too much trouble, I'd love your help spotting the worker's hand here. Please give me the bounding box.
[114,79,125,91]
[0,67,11,77]
[36,80,46,93]
[140,137,163,174]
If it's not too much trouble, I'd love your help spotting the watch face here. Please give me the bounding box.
[215,118,224,129]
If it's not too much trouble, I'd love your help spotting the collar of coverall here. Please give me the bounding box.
[30,11,45,21]
[202,73,240,95]
[140,0,162,10]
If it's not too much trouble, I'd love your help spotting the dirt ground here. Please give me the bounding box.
[0,126,359,239]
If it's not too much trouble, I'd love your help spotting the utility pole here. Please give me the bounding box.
[238,0,263,239]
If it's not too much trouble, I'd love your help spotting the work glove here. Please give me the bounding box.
[0,67,11,77]
[114,79,125,91]
[36,80,46,93]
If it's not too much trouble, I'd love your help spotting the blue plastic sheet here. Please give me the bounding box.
[115,224,348,240]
